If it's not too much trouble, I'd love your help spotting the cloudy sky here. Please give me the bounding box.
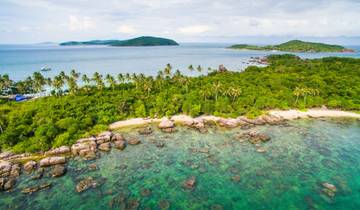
[1,0,360,44]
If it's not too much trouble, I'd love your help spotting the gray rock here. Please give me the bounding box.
[128,138,141,145]
[98,142,111,152]
[23,161,37,172]
[39,157,66,167]
[44,146,70,156]
[76,177,98,193]
[114,140,126,150]
[158,118,175,129]
[51,165,66,177]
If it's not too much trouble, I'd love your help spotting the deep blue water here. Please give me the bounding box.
[0,43,360,81]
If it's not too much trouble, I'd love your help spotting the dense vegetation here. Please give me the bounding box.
[60,36,179,47]
[0,54,359,153]
[229,40,354,53]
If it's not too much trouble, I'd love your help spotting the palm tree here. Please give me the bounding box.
[52,75,65,95]
[213,82,222,101]
[92,72,104,90]
[0,74,13,95]
[142,79,153,95]
[15,81,27,94]
[196,65,202,73]
[117,73,124,84]
[164,63,172,77]
[82,74,90,85]
[188,65,194,72]
[32,72,46,94]
[125,73,131,82]
[70,69,80,80]
[105,74,117,90]
[226,87,242,102]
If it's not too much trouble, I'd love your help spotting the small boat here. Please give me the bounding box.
[15,95,27,102]
[41,67,52,72]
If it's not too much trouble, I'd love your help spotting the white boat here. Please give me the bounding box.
[40,67,52,72]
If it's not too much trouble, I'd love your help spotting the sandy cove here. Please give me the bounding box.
[109,109,360,130]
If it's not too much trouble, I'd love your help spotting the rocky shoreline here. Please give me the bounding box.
[0,108,359,193]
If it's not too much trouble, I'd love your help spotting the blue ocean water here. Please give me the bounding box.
[0,43,360,81]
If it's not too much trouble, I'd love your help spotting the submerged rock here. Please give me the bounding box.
[1,178,16,191]
[128,138,141,145]
[76,177,98,193]
[39,157,66,167]
[140,188,152,197]
[88,164,98,171]
[31,168,44,180]
[138,127,153,135]
[211,204,224,210]
[159,200,170,210]
[322,182,337,192]
[231,175,241,183]
[51,165,66,177]
[114,140,126,150]
[22,183,51,194]
[183,176,196,190]
[162,127,176,133]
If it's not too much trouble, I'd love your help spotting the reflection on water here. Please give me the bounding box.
[1,119,360,210]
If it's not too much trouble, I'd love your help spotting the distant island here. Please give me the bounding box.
[229,40,354,53]
[60,36,179,47]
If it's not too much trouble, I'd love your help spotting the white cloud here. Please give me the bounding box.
[178,25,212,35]
[116,25,137,34]
[68,15,95,31]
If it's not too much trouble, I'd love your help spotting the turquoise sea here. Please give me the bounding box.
[1,43,360,81]
[1,119,360,209]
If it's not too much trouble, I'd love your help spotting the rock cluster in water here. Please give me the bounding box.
[0,114,285,193]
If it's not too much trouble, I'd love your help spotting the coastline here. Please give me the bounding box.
[109,108,360,130]
[1,108,359,193]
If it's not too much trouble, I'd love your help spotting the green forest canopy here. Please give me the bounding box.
[0,54,359,153]
[60,36,179,47]
[229,40,354,53]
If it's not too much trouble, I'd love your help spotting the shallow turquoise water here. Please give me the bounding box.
[1,119,360,210]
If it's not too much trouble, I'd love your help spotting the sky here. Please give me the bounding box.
[1,0,360,44]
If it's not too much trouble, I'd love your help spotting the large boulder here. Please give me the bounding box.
[112,133,125,142]
[114,140,126,150]
[39,157,66,167]
[96,131,113,144]
[98,142,111,152]
[23,161,37,172]
[9,164,21,178]
[138,127,153,135]
[45,146,70,156]
[72,138,97,157]
[0,161,12,178]
[3,178,16,191]
[158,118,175,129]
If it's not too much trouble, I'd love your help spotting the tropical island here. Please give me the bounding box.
[0,54,359,153]
[59,36,179,47]
[1,55,360,209]
[229,40,355,53]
